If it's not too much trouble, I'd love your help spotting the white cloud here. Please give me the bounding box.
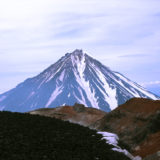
[141,81,160,87]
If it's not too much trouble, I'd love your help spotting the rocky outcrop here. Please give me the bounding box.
[29,103,106,127]
[73,103,86,112]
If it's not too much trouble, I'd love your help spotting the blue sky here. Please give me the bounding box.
[0,0,160,96]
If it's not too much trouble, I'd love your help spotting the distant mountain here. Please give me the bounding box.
[146,85,160,97]
[0,49,159,112]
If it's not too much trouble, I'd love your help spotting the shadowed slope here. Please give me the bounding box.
[0,111,130,160]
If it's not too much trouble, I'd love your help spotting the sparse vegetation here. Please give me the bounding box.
[132,128,149,144]
[101,111,126,124]
[149,112,160,133]
[132,112,160,144]
[0,111,130,160]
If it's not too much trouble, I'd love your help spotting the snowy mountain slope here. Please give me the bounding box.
[0,49,159,112]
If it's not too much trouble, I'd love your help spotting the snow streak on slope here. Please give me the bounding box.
[45,85,63,108]
[98,132,142,160]
[71,53,99,109]
[115,73,158,100]
[0,49,159,112]
[93,66,118,110]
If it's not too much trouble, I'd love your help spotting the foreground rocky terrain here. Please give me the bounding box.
[30,98,160,159]
[92,98,160,159]
[0,111,131,160]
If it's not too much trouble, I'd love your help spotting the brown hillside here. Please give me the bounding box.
[29,103,106,127]
[93,98,160,158]
[116,98,160,114]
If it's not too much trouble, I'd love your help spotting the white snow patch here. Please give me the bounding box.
[93,66,118,110]
[59,70,65,81]
[98,131,119,147]
[72,54,99,109]
[73,91,88,107]
[68,93,71,98]
[27,91,35,100]
[112,148,141,160]
[71,54,76,67]
[115,73,158,100]
[30,91,35,96]
[45,85,63,108]
[98,131,142,160]
[77,87,88,107]
[0,96,6,102]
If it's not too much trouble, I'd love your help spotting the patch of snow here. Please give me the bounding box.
[73,91,88,107]
[98,131,142,160]
[93,66,118,110]
[27,91,35,100]
[67,93,71,98]
[71,54,76,67]
[77,87,88,107]
[78,88,87,104]
[97,131,119,147]
[59,70,65,81]
[45,85,63,108]
[112,148,141,160]
[72,54,99,109]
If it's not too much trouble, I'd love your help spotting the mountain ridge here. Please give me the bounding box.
[0,49,159,112]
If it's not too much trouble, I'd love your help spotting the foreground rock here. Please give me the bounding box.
[92,98,160,158]
[0,111,131,160]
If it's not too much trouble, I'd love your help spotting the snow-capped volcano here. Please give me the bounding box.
[0,49,159,112]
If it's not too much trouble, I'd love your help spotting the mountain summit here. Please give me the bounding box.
[0,49,159,112]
